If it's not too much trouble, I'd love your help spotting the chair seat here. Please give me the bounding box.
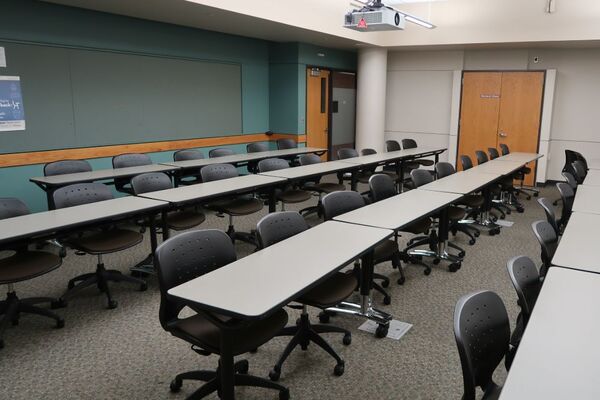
[305,182,346,194]
[416,159,434,167]
[373,239,399,262]
[277,189,312,204]
[448,206,466,221]
[298,272,357,309]
[67,228,143,254]
[209,197,264,216]
[401,217,431,235]
[166,210,206,231]
[0,251,62,284]
[380,171,400,181]
[357,171,374,184]
[460,194,485,208]
[171,308,288,356]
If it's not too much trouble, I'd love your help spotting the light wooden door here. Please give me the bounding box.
[457,72,502,170]
[306,68,330,160]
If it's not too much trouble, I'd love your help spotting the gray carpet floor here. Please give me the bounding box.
[0,181,557,400]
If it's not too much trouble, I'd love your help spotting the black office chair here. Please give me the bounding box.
[506,255,541,350]
[297,154,346,217]
[368,174,432,277]
[555,182,574,229]
[246,142,269,173]
[155,229,290,399]
[52,183,147,309]
[479,150,523,213]
[454,290,511,400]
[336,148,372,188]
[256,212,352,380]
[257,158,312,211]
[44,159,92,176]
[537,197,561,235]
[112,153,153,194]
[361,148,400,183]
[173,149,205,185]
[475,150,489,165]
[531,220,558,277]
[571,160,587,183]
[462,154,508,220]
[201,164,263,245]
[0,198,64,349]
[562,171,578,192]
[209,148,235,158]
[499,143,539,199]
[401,139,434,167]
[385,140,416,184]
[459,155,474,171]
[563,149,588,173]
[385,140,401,152]
[487,147,500,160]
[276,138,297,150]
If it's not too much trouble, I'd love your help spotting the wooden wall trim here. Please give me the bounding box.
[0,133,307,168]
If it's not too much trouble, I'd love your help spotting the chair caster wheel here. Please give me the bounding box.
[269,367,281,381]
[533,192,539,197]
[517,207,525,213]
[237,359,249,374]
[424,268,432,276]
[375,324,388,338]
[397,276,406,285]
[318,312,330,324]
[506,210,511,215]
[55,319,65,329]
[170,378,182,393]
[381,280,389,288]
[343,333,352,346]
[67,281,75,290]
[433,258,440,265]
[383,296,391,305]
[449,263,460,272]
[334,362,345,376]
[279,389,290,400]
[489,229,496,236]
[58,247,67,257]
[51,299,67,309]
[526,196,532,201]
[139,283,148,292]
[474,231,481,237]
[107,300,118,309]
[458,251,466,258]
[0,339,4,349]
[469,239,476,245]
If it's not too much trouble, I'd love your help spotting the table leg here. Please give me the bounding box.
[350,171,358,191]
[471,185,502,234]
[161,210,170,241]
[219,331,236,400]
[268,187,277,213]
[130,213,159,275]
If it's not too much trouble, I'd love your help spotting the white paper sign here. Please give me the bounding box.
[359,319,413,340]
[0,76,26,132]
[0,47,5,68]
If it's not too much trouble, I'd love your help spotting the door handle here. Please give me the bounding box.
[498,131,508,138]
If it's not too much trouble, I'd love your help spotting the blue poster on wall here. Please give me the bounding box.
[0,76,25,132]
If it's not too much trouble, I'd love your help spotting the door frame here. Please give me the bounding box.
[305,65,357,161]
[455,69,547,184]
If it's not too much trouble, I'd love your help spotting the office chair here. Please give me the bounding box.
[537,197,561,235]
[201,164,263,245]
[112,153,153,194]
[401,138,434,166]
[571,160,587,183]
[555,182,574,228]
[44,159,92,176]
[462,154,508,220]
[385,140,415,188]
[173,149,204,185]
[256,212,352,380]
[478,150,524,213]
[276,138,297,150]
[208,148,235,158]
[487,147,500,160]
[385,140,401,152]
[257,158,312,211]
[562,171,578,192]
[531,220,558,277]
[367,174,432,277]
[246,142,269,173]
[0,198,64,349]
[454,290,511,400]
[499,143,540,199]
[52,183,147,309]
[297,154,346,217]
[361,148,400,183]
[336,148,372,189]
[155,229,290,399]
[563,149,588,173]
[506,255,541,351]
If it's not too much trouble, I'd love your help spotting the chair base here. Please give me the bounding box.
[269,311,349,381]
[0,291,64,349]
[55,261,147,309]
[170,359,289,400]
[226,225,258,247]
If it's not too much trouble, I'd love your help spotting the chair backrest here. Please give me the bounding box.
[411,169,434,188]
[561,171,577,190]
[200,164,239,182]
[460,155,474,171]
[44,160,92,176]
[499,143,510,155]
[131,172,172,195]
[155,229,236,330]
[564,150,588,172]
[53,183,113,209]
[386,140,401,152]
[299,154,321,166]
[574,151,589,170]
[209,148,235,158]
[571,160,587,183]
[112,153,152,169]
[247,142,268,153]
[435,162,456,179]
[401,138,417,149]
[536,197,560,234]
[454,290,510,400]
[337,148,359,160]
[555,182,574,224]
[506,255,541,328]
[258,158,289,173]
[0,198,30,220]
[321,190,365,220]
[369,174,397,202]
[256,211,309,249]
[531,220,558,276]
[276,138,297,150]
[475,150,489,165]
[488,147,500,160]
[173,149,204,161]
[361,148,377,156]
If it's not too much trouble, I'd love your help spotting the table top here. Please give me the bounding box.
[572,185,600,214]
[168,221,393,319]
[338,147,446,166]
[499,267,600,400]
[258,160,357,180]
[30,164,179,187]
[417,171,500,194]
[0,196,167,246]
[494,152,543,164]
[583,169,600,186]
[161,147,326,169]
[551,211,600,273]
[466,160,525,175]
[137,174,286,206]
[333,189,462,230]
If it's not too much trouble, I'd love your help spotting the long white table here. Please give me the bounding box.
[258,160,357,181]
[466,160,526,176]
[417,170,501,195]
[495,152,543,164]
[551,211,600,274]
[337,147,446,167]
[499,267,600,400]
[572,185,600,214]
[582,168,600,186]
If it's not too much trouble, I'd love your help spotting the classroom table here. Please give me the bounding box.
[168,220,394,400]
[494,152,543,164]
[551,211,600,274]
[464,160,525,176]
[417,170,501,195]
[499,267,600,400]
[257,160,358,181]
[30,164,179,209]
[582,168,600,186]
[571,185,600,214]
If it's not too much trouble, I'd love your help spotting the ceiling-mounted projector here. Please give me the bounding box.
[344,0,435,32]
